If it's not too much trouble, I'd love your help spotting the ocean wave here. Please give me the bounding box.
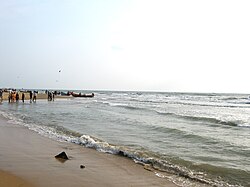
[156,111,243,128]
[237,123,250,128]
[70,135,224,186]
[65,134,241,187]
[101,101,148,111]
[0,110,243,187]
[100,101,249,129]
[110,99,249,110]
[111,104,139,110]
[220,97,240,101]
[167,100,246,108]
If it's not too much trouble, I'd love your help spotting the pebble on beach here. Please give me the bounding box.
[80,165,85,169]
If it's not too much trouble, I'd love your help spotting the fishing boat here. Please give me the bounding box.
[71,92,94,98]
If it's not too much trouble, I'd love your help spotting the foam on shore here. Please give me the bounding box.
[0,116,177,187]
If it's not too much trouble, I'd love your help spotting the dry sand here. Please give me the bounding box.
[0,117,177,187]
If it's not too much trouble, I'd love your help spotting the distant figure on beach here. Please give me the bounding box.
[11,91,16,102]
[29,91,33,103]
[48,92,51,101]
[22,92,25,103]
[52,92,55,101]
[16,92,19,102]
[33,91,37,102]
[0,89,3,102]
[8,91,11,103]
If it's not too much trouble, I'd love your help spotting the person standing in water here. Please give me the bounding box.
[33,91,37,102]
[29,91,33,103]
[22,92,25,103]
[16,92,19,102]
[8,91,11,103]
[0,89,3,102]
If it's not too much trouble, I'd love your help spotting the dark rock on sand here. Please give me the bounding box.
[80,165,85,169]
[55,151,69,160]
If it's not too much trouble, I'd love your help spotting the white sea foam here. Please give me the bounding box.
[238,123,250,128]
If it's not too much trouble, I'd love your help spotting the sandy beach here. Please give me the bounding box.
[0,117,177,187]
[0,170,34,187]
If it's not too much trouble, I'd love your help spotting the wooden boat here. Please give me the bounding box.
[71,92,94,98]
[60,91,71,96]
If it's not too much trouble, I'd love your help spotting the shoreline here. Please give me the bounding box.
[0,116,177,187]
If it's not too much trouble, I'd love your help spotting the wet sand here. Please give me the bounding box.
[0,117,177,187]
[0,170,34,187]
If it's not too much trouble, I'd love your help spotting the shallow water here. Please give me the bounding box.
[1,91,250,186]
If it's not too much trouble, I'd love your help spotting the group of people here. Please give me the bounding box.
[45,90,56,101]
[7,90,37,103]
[28,91,38,102]
[0,89,64,104]
[47,91,55,101]
[8,91,22,102]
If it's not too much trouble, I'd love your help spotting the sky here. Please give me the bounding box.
[0,0,250,93]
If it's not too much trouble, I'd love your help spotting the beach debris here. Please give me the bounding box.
[55,151,69,160]
[144,164,154,172]
[80,165,85,169]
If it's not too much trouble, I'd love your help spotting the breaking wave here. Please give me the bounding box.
[99,101,249,129]
[156,111,246,128]
[0,110,239,187]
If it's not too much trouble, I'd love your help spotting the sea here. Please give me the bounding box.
[0,91,249,187]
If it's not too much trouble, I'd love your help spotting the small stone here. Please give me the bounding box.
[80,165,85,169]
[55,151,69,160]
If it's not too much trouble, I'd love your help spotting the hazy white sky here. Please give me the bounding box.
[0,0,250,93]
